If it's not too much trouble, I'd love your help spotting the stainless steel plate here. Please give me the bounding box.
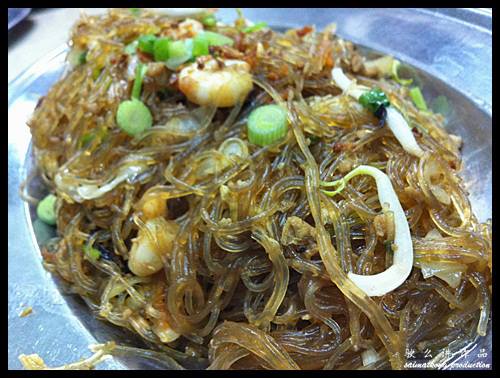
[8,8,491,370]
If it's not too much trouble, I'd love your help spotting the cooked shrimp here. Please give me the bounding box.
[128,218,179,277]
[178,58,253,108]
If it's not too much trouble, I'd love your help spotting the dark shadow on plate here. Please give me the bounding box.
[8,19,34,48]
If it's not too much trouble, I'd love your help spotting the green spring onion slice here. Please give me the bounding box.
[129,8,141,16]
[137,34,157,54]
[431,95,450,117]
[153,37,171,61]
[84,243,101,262]
[79,133,95,148]
[201,13,216,27]
[391,59,413,86]
[124,40,139,55]
[247,104,288,147]
[131,63,148,100]
[166,39,193,70]
[409,87,428,111]
[201,31,234,47]
[193,34,210,58]
[243,22,268,33]
[37,194,57,225]
[116,99,153,136]
[67,48,87,67]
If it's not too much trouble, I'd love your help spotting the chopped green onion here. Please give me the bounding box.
[153,37,171,61]
[116,99,153,136]
[119,62,152,136]
[36,194,57,226]
[235,9,246,30]
[193,34,210,57]
[92,67,103,81]
[168,40,191,59]
[67,49,87,67]
[138,34,157,54]
[391,60,413,86]
[78,51,87,65]
[79,133,95,148]
[247,104,288,147]
[431,95,450,117]
[124,40,139,55]
[201,31,234,47]
[83,243,101,262]
[359,88,390,114]
[79,127,109,148]
[243,21,268,33]
[96,127,109,141]
[131,63,148,100]
[166,39,193,70]
[130,8,141,16]
[309,135,321,144]
[409,87,428,111]
[201,13,216,27]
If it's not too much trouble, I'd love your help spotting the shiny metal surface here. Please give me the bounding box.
[8,8,491,370]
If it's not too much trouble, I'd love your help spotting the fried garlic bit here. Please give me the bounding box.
[19,342,115,370]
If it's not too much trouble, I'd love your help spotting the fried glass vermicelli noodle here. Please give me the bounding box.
[23,8,491,370]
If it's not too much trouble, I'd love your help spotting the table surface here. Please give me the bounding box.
[7,7,492,84]
[8,8,106,83]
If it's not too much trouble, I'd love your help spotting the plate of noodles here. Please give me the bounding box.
[8,8,491,370]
